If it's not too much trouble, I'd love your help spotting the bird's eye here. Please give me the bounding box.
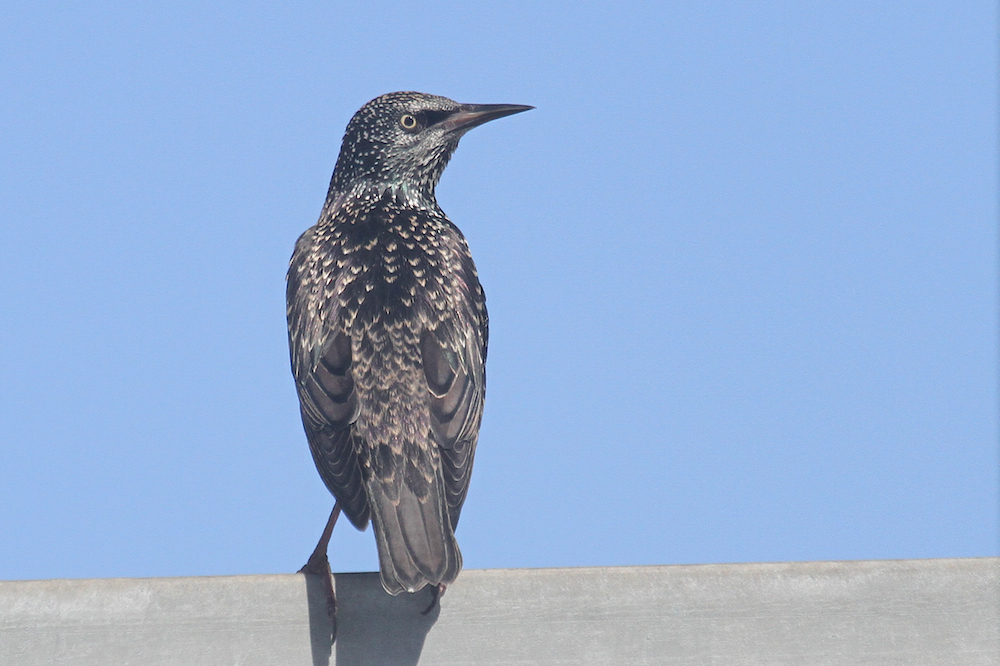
[399,114,419,131]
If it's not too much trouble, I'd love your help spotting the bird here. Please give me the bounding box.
[286,92,532,606]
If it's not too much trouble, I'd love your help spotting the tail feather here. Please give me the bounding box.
[369,478,462,595]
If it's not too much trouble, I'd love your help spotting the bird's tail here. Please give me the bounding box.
[368,476,462,595]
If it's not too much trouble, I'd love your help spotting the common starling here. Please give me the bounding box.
[287,92,532,599]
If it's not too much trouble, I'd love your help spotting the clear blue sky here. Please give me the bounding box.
[1,1,996,581]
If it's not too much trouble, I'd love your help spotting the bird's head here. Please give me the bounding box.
[328,91,532,202]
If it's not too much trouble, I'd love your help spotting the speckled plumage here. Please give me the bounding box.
[287,92,531,595]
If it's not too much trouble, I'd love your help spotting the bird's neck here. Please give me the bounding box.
[325,179,441,214]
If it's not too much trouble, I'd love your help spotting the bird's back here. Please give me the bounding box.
[287,187,487,594]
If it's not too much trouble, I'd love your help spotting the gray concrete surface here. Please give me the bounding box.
[0,558,996,665]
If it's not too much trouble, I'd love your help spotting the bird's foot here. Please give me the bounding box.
[298,549,330,576]
[298,552,337,624]
[326,588,338,625]
[420,583,447,615]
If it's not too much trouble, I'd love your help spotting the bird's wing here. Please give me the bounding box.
[296,330,371,528]
[287,229,371,529]
[420,270,487,529]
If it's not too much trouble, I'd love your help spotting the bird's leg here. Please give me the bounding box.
[299,503,341,620]
[420,583,447,615]
[299,502,341,573]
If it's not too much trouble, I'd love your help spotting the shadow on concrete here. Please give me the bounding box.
[304,572,438,666]
[303,572,336,666]
[332,572,439,666]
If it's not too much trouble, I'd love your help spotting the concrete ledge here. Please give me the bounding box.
[1,558,996,665]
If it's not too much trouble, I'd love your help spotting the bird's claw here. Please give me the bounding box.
[420,583,446,615]
[298,550,330,576]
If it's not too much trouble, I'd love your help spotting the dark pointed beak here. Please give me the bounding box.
[440,103,534,134]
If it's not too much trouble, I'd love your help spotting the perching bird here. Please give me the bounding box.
[287,92,532,601]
